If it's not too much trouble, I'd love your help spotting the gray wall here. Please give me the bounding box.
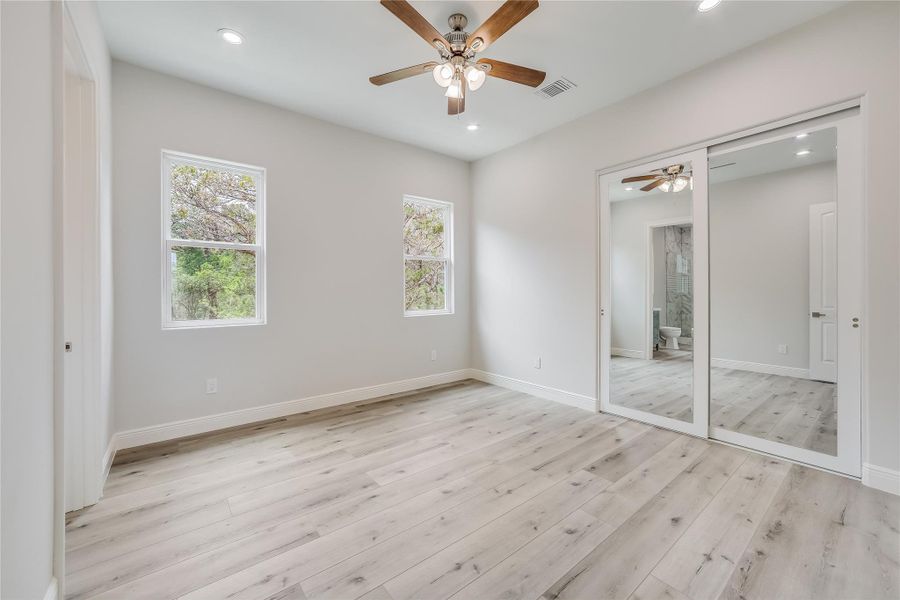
[112,62,471,432]
[710,162,835,371]
[1,2,56,597]
[610,194,692,354]
[471,3,900,472]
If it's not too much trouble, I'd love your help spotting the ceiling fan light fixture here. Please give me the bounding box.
[658,180,673,193]
[464,66,486,91]
[433,63,454,87]
[672,176,689,193]
[445,78,464,99]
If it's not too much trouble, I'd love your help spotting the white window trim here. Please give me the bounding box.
[161,150,267,329]
[403,195,454,317]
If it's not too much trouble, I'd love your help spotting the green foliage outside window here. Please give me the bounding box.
[170,247,256,321]
[404,200,448,312]
[168,162,259,322]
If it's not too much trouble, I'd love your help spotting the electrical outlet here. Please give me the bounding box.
[430,349,437,361]
[206,378,218,394]
[534,357,542,370]
[777,344,788,355]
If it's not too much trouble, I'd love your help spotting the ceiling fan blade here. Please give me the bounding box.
[621,175,660,183]
[448,95,465,115]
[467,0,539,53]
[641,179,666,192]
[477,58,545,87]
[369,62,439,86]
[380,0,450,55]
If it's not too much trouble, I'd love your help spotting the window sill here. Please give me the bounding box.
[162,319,266,330]
[404,310,454,318]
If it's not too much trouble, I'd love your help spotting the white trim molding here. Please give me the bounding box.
[711,358,809,380]
[114,370,472,450]
[101,435,117,485]
[862,463,900,496]
[43,578,59,600]
[469,370,596,412]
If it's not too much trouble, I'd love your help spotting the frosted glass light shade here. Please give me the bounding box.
[445,79,463,99]
[464,66,486,91]
[432,64,453,87]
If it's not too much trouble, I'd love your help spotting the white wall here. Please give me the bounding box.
[711,162,835,371]
[112,62,471,432]
[1,2,57,597]
[610,193,691,354]
[471,3,899,473]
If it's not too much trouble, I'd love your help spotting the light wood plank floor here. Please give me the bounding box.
[66,380,897,600]
[611,350,837,454]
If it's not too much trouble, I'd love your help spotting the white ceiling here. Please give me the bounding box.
[709,126,836,184]
[97,1,842,161]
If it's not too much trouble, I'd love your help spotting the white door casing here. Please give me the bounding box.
[62,19,103,512]
[809,201,838,383]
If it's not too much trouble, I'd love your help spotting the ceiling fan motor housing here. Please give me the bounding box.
[444,14,470,54]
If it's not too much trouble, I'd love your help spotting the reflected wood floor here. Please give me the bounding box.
[611,350,837,454]
[65,380,896,600]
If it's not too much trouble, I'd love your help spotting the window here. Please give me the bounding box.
[162,151,265,328]
[403,196,453,316]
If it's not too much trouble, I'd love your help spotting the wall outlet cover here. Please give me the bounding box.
[777,344,788,354]
[206,378,218,394]
[534,357,542,369]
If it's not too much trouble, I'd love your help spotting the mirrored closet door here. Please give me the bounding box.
[599,148,709,437]
[598,109,862,476]
[708,109,862,476]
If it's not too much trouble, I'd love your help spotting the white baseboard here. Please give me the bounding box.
[711,358,809,379]
[469,369,596,412]
[862,463,900,496]
[101,434,117,484]
[114,369,472,450]
[43,578,58,600]
[611,348,645,359]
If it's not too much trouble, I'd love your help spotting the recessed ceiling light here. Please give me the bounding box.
[795,133,809,139]
[796,149,812,156]
[624,187,634,191]
[697,0,722,12]
[466,124,479,131]
[218,29,244,45]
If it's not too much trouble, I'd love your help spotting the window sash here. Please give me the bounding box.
[403,196,453,316]
[162,150,266,329]
[403,199,450,260]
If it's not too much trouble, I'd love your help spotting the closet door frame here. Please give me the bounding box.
[598,148,710,438]
[707,110,863,477]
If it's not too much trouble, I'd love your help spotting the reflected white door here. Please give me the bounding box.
[809,202,837,383]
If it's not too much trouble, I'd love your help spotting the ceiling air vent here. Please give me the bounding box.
[535,77,577,99]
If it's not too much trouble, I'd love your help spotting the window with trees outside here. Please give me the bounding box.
[404,196,452,316]
[162,151,265,328]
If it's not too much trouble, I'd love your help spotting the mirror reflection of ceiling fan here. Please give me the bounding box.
[369,0,547,115]
[622,164,693,193]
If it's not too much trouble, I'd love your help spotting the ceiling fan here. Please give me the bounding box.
[369,0,547,115]
[622,164,693,193]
